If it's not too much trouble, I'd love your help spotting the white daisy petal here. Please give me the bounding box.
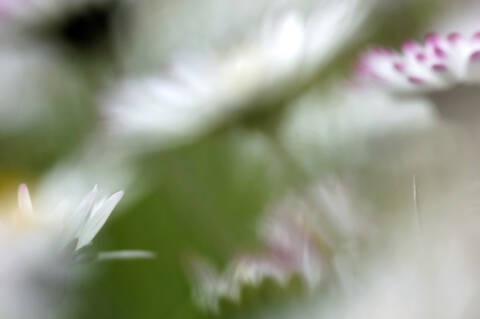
[76,190,124,249]
[17,183,34,216]
[64,184,98,244]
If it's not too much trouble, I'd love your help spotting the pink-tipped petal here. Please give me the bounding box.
[447,32,461,43]
[415,53,426,62]
[434,47,447,59]
[408,76,424,85]
[432,64,447,72]
[18,184,33,216]
[470,51,480,62]
[425,32,439,45]
[355,31,480,91]
[393,62,405,72]
[402,40,420,53]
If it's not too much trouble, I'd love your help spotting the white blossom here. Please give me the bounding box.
[102,0,373,150]
[190,178,370,313]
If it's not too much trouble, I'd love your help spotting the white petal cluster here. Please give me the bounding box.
[102,0,372,150]
[0,182,123,318]
[0,173,158,318]
[12,183,123,251]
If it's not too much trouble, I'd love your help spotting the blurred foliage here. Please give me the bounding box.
[0,79,93,175]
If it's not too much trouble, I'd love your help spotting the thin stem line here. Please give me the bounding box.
[413,175,423,235]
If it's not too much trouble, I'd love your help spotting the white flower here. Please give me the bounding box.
[14,183,123,251]
[0,183,123,318]
[102,0,372,150]
[0,180,148,317]
[190,197,328,313]
[190,178,371,313]
[0,228,70,319]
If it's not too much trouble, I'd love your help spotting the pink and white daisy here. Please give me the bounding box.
[189,178,371,313]
[356,31,480,93]
[189,194,329,313]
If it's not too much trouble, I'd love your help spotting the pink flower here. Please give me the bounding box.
[356,31,480,92]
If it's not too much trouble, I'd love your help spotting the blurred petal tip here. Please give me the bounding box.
[17,183,34,215]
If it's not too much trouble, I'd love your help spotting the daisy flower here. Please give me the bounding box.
[356,31,480,92]
[102,0,373,150]
[190,206,327,313]
[0,179,153,317]
[9,180,154,258]
[0,183,121,318]
[199,178,480,319]
[189,178,371,313]
[189,195,328,313]
[354,1,480,130]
